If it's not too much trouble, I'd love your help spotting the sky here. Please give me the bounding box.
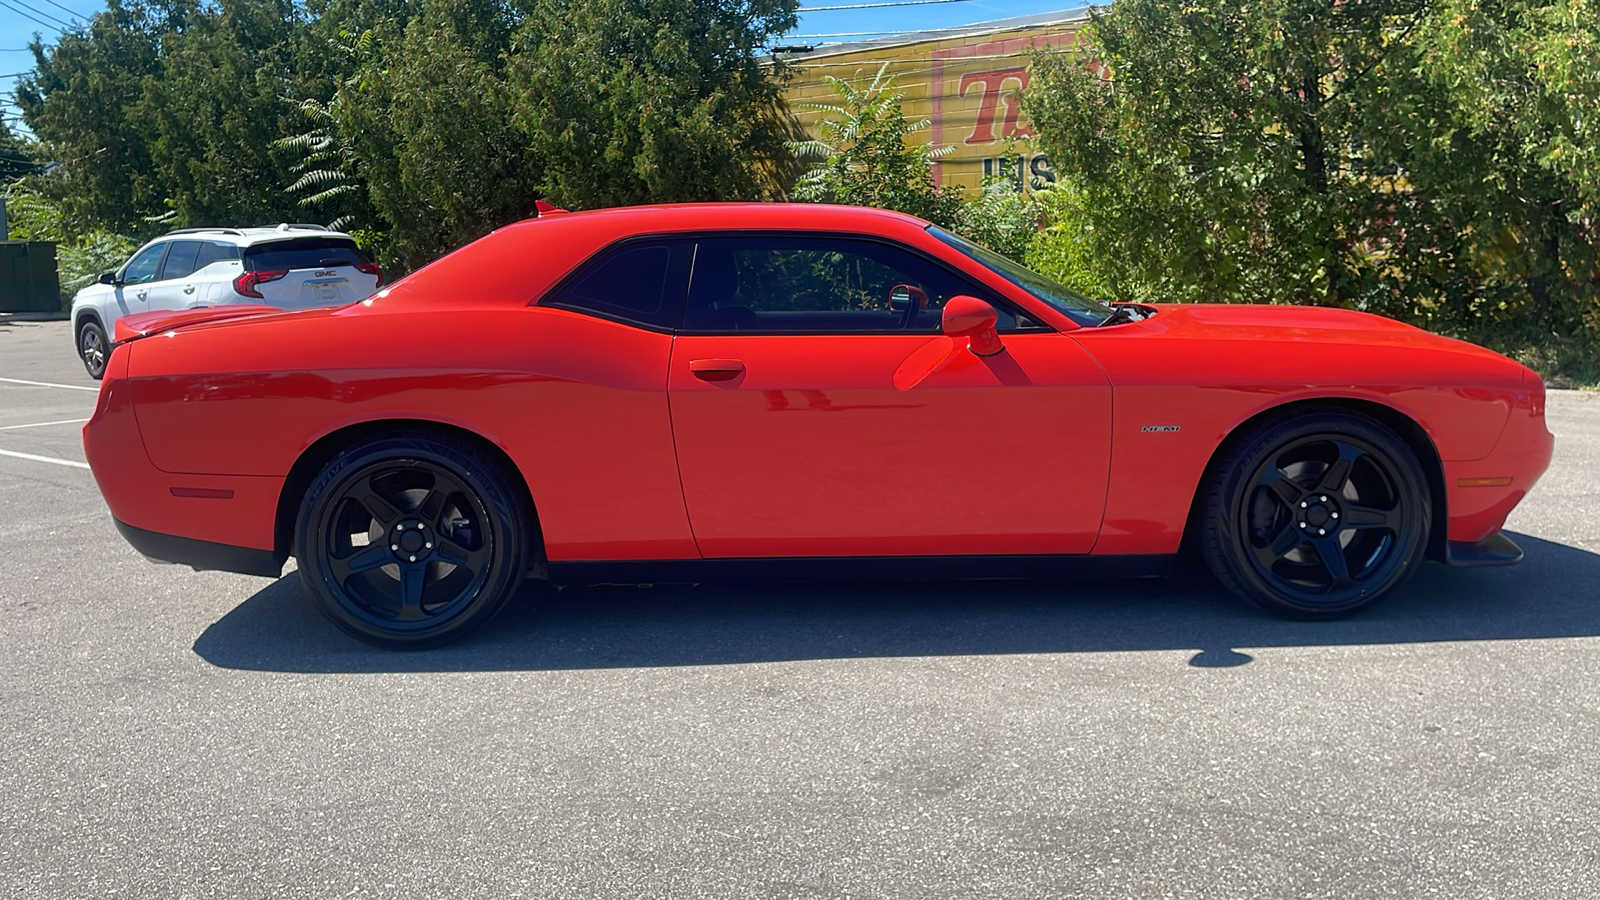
[0,0,1084,135]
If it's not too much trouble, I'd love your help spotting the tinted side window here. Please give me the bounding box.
[544,241,691,330]
[194,241,237,270]
[683,235,1028,334]
[159,241,203,281]
[121,244,168,286]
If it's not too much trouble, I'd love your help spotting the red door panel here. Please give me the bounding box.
[668,333,1112,558]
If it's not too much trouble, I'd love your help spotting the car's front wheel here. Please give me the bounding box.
[1200,409,1430,618]
[295,431,531,649]
[78,320,109,380]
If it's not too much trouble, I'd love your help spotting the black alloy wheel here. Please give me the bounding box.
[79,320,109,380]
[296,431,531,649]
[1200,410,1430,618]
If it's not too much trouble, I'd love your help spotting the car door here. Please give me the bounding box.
[667,234,1113,559]
[109,242,169,321]
[145,240,204,311]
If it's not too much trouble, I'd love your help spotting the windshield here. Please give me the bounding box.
[928,226,1114,328]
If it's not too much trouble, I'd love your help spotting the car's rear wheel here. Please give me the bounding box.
[78,320,109,380]
[295,431,530,649]
[1200,409,1430,618]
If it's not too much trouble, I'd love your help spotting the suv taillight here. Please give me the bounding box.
[233,270,287,299]
[356,261,383,287]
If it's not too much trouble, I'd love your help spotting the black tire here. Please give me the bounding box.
[78,319,109,380]
[1199,409,1431,618]
[295,431,531,649]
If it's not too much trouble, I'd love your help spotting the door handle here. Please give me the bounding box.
[688,358,746,382]
[135,290,148,300]
[183,285,195,294]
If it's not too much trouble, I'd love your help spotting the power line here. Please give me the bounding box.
[0,0,69,30]
[34,0,88,20]
[6,0,74,28]
[798,0,993,11]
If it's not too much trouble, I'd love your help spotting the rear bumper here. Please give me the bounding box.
[114,518,283,577]
[84,344,286,564]
[1443,531,1523,567]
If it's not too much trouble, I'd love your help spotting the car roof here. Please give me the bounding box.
[524,202,928,232]
[154,225,359,248]
[373,202,940,310]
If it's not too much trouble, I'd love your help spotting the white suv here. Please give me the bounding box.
[71,224,383,378]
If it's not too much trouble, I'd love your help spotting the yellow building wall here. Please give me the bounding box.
[780,20,1085,196]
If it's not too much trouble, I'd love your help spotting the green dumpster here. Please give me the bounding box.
[0,242,62,313]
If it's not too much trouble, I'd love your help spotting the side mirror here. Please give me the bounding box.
[887,283,929,313]
[942,295,1004,356]
[97,272,119,286]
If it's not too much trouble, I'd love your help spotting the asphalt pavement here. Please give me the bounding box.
[1,317,1596,899]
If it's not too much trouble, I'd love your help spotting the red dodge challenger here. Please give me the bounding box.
[83,203,1554,648]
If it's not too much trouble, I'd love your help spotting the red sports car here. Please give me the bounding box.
[83,203,1553,648]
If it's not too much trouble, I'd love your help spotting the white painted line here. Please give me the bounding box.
[0,417,89,431]
[0,376,99,392]
[0,447,92,469]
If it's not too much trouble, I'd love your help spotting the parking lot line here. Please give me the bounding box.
[0,376,99,392]
[0,447,91,469]
[0,417,90,431]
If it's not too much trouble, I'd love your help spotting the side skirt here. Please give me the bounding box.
[547,554,1177,587]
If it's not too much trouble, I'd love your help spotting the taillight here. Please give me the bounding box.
[233,270,287,299]
[356,261,383,287]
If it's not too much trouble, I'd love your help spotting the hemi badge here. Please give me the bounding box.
[1141,425,1181,433]
[170,487,235,499]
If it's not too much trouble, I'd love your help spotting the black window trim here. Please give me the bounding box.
[158,239,205,282]
[536,235,695,334]
[119,240,173,286]
[534,229,1055,337]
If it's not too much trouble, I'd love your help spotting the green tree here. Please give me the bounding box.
[136,0,314,227]
[16,0,167,232]
[508,0,801,209]
[1408,0,1600,366]
[334,0,541,270]
[1025,0,1462,309]
[787,61,959,226]
[0,122,41,184]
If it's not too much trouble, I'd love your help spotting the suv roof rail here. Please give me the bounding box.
[275,223,330,232]
[166,227,244,236]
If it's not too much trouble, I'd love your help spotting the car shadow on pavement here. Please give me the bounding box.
[193,532,1600,673]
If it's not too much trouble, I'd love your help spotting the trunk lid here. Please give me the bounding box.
[113,305,286,343]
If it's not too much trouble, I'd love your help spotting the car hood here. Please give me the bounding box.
[1102,303,1535,391]
[1141,303,1505,355]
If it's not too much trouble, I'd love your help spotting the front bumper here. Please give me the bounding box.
[1443,531,1523,567]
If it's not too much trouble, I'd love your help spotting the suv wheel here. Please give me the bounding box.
[78,320,109,380]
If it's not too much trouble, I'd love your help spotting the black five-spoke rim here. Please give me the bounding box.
[316,459,495,631]
[1242,435,1408,602]
[82,328,106,372]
